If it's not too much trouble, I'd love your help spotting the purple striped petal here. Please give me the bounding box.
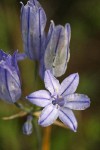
[59,107,77,132]
[26,90,51,107]
[39,56,45,79]
[38,104,59,126]
[0,50,21,103]
[59,73,79,96]
[0,60,20,87]
[0,69,21,103]
[64,93,90,110]
[44,70,60,95]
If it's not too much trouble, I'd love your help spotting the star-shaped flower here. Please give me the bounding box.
[26,70,90,132]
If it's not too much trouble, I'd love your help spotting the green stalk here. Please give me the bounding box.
[33,118,42,150]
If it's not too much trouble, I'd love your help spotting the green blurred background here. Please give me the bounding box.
[0,0,100,150]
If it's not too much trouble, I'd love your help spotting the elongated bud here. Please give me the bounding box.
[21,0,47,60]
[44,22,71,77]
[0,50,21,103]
[22,115,33,135]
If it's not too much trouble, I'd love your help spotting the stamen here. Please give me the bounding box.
[52,100,56,105]
[52,97,64,107]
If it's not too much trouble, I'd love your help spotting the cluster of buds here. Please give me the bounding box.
[21,0,71,78]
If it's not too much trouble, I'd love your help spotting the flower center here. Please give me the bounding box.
[52,96,64,107]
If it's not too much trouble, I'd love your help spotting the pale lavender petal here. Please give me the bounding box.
[65,23,71,43]
[64,93,90,110]
[59,107,77,132]
[59,73,79,96]
[64,23,71,64]
[44,70,60,94]
[38,104,59,126]
[26,90,51,107]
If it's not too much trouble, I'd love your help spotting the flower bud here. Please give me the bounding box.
[0,50,21,103]
[44,21,71,77]
[22,116,33,135]
[21,0,47,60]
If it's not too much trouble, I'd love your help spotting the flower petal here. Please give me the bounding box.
[59,107,77,132]
[44,70,60,94]
[64,93,90,110]
[0,49,7,61]
[0,50,21,103]
[46,20,55,46]
[59,73,79,96]
[0,68,21,103]
[29,0,41,7]
[0,60,20,87]
[64,23,71,63]
[26,90,51,107]
[16,52,27,61]
[65,23,71,44]
[11,51,20,78]
[39,57,45,79]
[38,104,59,126]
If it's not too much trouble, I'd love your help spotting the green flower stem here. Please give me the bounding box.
[14,102,33,114]
[33,118,42,150]
[14,102,42,150]
[34,61,38,81]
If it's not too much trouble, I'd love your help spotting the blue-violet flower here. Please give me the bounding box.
[26,70,90,132]
[21,0,47,60]
[0,50,21,103]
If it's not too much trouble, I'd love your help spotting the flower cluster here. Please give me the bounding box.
[0,0,90,133]
[21,0,71,78]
